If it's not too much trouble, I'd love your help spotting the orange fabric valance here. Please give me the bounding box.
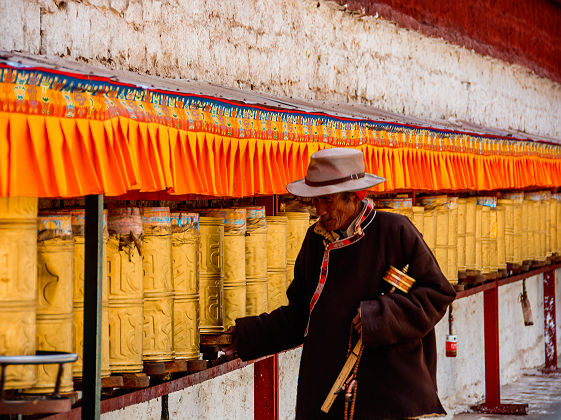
[1,65,561,198]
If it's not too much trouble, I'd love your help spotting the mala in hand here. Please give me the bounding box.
[343,326,363,420]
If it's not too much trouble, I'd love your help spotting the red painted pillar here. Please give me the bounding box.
[473,282,528,414]
[543,269,558,372]
[483,285,501,408]
[254,355,278,420]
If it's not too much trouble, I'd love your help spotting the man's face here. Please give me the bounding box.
[312,193,358,232]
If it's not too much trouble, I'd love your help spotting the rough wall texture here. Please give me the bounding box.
[1,0,561,140]
[337,0,561,84]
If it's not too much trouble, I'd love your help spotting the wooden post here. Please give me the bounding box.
[82,195,104,420]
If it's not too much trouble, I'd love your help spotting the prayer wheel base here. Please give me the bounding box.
[74,375,124,391]
[121,373,150,389]
[143,360,188,376]
[498,268,508,278]
[0,395,74,415]
[187,360,210,373]
[458,270,468,281]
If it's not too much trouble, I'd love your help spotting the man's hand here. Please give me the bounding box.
[352,307,361,334]
[220,326,238,356]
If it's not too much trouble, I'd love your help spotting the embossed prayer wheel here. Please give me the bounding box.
[142,207,174,362]
[475,203,482,272]
[477,198,492,274]
[464,198,477,272]
[245,207,268,316]
[489,207,498,272]
[524,193,539,262]
[447,198,458,285]
[503,193,524,265]
[550,194,561,255]
[203,209,247,330]
[497,205,506,272]
[457,198,467,273]
[498,199,514,265]
[266,216,288,311]
[0,197,38,389]
[542,191,552,259]
[32,214,74,393]
[280,211,310,289]
[67,209,111,378]
[171,212,200,360]
[420,196,448,281]
[106,207,144,373]
[520,199,528,263]
[411,206,424,235]
[198,216,225,334]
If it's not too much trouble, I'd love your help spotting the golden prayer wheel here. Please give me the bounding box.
[524,193,539,262]
[0,197,38,389]
[171,212,200,360]
[376,198,413,220]
[550,194,561,254]
[521,199,529,263]
[279,211,310,292]
[411,206,424,235]
[542,191,552,258]
[142,207,174,362]
[457,199,467,272]
[447,198,458,285]
[245,207,268,316]
[266,216,288,311]
[199,216,225,334]
[66,209,111,378]
[496,205,506,271]
[32,215,74,394]
[464,198,477,272]
[203,209,247,330]
[489,207,498,272]
[106,207,144,373]
[498,199,514,264]
[477,198,494,274]
[419,196,448,281]
[503,193,524,265]
[475,204,482,272]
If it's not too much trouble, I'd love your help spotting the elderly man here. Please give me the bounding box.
[224,148,456,419]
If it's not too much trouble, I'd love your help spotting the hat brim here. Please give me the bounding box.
[286,173,386,197]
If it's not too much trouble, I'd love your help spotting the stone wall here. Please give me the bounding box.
[1,0,560,139]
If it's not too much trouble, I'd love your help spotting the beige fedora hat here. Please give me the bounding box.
[286,148,385,197]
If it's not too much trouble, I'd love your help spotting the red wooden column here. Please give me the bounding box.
[473,282,528,414]
[543,269,558,372]
[253,195,280,420]
[254,355,279,420]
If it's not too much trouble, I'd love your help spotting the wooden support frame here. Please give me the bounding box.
[82,195,104,420]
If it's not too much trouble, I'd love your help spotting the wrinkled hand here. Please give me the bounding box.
[220,326,238,356]
[352,307,361,334]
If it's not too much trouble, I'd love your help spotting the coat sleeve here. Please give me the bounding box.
[360,217,456,348]
[234,232,313,361]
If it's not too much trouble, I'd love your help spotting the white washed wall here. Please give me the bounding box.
[1,0,560,139]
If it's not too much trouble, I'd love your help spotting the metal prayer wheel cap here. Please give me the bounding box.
[383,265,416,293]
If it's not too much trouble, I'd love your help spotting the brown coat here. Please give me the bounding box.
[236,210,456,419]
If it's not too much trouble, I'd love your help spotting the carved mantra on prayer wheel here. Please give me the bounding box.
[266,216,288,311]
[171,212,200,360]
[0,197,38,389]
[280,212,310,293]
[204,209,247,330]
[142,207,174,363]
[245,207,268,316]
[198,217,224,334]
[31,215,74,394]
[106,208,144,373]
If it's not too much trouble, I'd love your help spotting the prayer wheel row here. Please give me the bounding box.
[0,199,311,392]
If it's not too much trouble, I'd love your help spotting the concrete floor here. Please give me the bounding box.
[453,368,561,419]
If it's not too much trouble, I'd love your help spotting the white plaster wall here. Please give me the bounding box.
[167,364,254,420]
[1,0,560,139]
[101,397,161,420]
[278,347,301,420]
[436,293,485,414]
[498,276,544,384]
